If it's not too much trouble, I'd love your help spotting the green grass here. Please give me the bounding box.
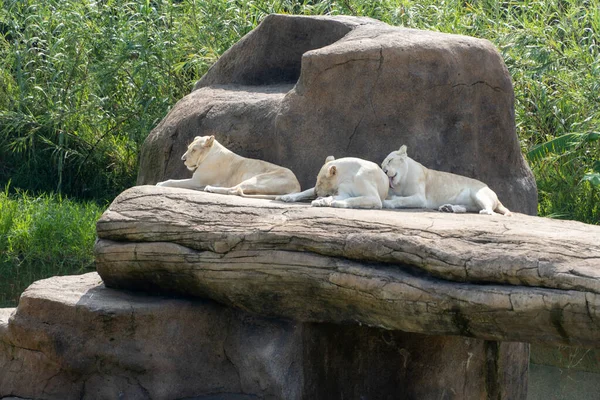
[0,186,104,307]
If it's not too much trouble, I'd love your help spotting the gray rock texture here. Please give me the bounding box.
[138,13,537,215]
[0,273,528,400]
[96,186,600,347]
[0,273,304,399]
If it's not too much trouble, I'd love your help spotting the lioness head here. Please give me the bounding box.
[315,155,338,197]
[381,145,408,188]
[181,135,215,171]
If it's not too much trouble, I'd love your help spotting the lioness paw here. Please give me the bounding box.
[479,209,494,215]
[204,185,215,193]
[382,200,396,209]
[438,204,453,213]
[439,204,467,213]
[276,194,294,202]
[311,198,331,207]
[330,200,350,208]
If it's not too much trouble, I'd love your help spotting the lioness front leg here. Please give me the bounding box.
[331,196,383,209]
[383,194,426,209]
[156,179,206,191]
[277,187,316,203]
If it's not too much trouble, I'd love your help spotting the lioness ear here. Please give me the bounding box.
[398,145,407,155]
[204,135,215,147]
[326,165,337,178]
[325,155,335,163]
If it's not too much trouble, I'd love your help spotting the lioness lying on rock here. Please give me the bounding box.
[156,135,301,198]
[277,156,389,209]
[381,145,511,215]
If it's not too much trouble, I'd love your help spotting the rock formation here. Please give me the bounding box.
[0,273,528,399]
[138,14,537,215]
[1,13,578,400]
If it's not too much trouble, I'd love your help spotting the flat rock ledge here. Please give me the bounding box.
[96,186,600,347]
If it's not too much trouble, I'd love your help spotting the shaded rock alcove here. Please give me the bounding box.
[1,13,589,400]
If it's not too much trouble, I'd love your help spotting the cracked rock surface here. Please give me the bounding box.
[96,186,600,347]
[137,13,537,215]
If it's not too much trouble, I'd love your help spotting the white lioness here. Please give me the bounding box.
[276,156,389,209]
[381,145,511,215]
[156,135,301,198]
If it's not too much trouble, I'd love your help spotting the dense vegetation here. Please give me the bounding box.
[0,0,599,305]
[0,187,102,306]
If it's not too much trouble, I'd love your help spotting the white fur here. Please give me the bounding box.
[156,135,301,198]
[381,145,511,216]
[277,156,389,209]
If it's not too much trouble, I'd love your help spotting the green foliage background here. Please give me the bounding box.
[0,187,103,306]
[0,0,599,305]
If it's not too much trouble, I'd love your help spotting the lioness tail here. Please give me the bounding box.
[239,193,280,199]
[495,202,512,216]
[235,187,280,199]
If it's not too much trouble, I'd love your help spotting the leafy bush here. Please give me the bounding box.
[0,186,103,307]
[1,0,598,222]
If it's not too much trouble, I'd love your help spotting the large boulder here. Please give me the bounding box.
[138,14,537,215]
[0,273,528,400]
